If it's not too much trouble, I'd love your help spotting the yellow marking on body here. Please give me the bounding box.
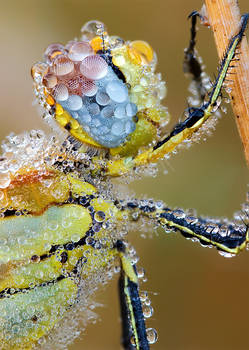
[68,174,97,196]
[0,170,70,213]
[0,278,77,350]
[54,108,102,148]
[160,218,246,255]
[124,275,140,349]
[120,253,138,284]
[0,205,92,264]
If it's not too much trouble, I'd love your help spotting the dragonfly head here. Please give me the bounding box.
[31,20,169,158]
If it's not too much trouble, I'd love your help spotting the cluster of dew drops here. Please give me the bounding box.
[41,20,137,148]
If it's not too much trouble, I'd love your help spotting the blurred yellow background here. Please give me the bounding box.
[0,0,248,349]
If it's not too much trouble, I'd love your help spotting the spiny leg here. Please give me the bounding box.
[105,14,249,176]
[115,240,150,350]
[183,11,207,102]
[118,198,249,256]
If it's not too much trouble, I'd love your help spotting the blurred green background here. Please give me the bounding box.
[0,0,248,349]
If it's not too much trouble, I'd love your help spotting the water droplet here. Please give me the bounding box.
[67,94,83,111]
[143,305,154,318]
[43,73,57,89]
[106,80,128,103]
[53,84,69,101]
[218,251,236,258]
[125,121,135,134]
[111,121,125,136]
[81,20,107,41]
[0,172,11,189]
[81,77,98,97]
[146,328,158,344]
[101,105,113,118]
[94,211,106,222]
[137,267,145,278]
[126,102,137,117]
[44,43,65,62]
[68,41,94,62]
[96,91,110,106]
[114,105,126,119]
[140,291,148,302]
[88,103,100,115]
[52,55,74,76]
[130,335,137,347]
[80,55,108,80]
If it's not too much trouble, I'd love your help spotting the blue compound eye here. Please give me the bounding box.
[67,66,136,148]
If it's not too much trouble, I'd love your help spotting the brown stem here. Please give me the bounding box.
[204,0,249,165]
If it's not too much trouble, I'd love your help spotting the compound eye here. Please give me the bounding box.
[32,37,137,149]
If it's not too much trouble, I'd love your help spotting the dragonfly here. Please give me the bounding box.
[0,11,248,350]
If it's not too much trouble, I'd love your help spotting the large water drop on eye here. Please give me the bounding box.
[67,95,83,111]
[106,80,128,103]
[53,84,69,101]
[111,121,125,136]
[80,55,108,80]
[68,41,94,61]
[52,55,74,76]
[126,102,137,117]
[101,106,113,118]
[96,91,110,106]
[81,77,98,97]
[44,43,65,62]
[88,103,100,115]
[43,73,57,89]
[81,20,107,40]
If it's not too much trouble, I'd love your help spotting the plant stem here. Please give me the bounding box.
[204,0,249,165]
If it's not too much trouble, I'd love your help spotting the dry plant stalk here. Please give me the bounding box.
[204,0,249,165]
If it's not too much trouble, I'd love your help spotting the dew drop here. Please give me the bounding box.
[68,41,94,61]
[81,78,98,97]
[80,55,108,80]
[44,43,65,62]
[88,103,100,115]
[67,94,83,111]
[81,20,107,40]
[218,251,236,258]
[114,105,126,119]
[0,172,11,189]
[140,291,148,302]
[125,120,136,134]
[43,73,57,89]
[143,305,154,318]
[126,102,137,117]
[101,105,113,118]
[146,328,158,344]
[106,80,128,103]
[53,84,69,101]
[111,121,125,136]
[130,335,137,347]
[137,267,145,278]
[94,211,106,223]
[52,55,74,76]
[31,62,48,81]
[96,91,110,106]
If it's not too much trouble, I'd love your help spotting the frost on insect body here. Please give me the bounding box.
[0,16,248,350]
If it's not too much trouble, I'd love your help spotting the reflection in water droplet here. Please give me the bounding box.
[146,328,158,344]
[0,172,11,189]
[143,305,153,318]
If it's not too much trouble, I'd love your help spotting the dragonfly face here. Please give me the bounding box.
[31,20,169,161]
